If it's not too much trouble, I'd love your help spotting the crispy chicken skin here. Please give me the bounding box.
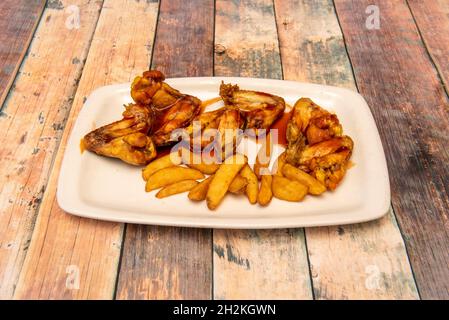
[83,104,156,165]
[186,107,244,153]
[83,70,202,165]
[298,137,353,190]
[220,82,285,130]
[131,70,202,146]
[289,98,342,145]
[130,70,166,105]
[151,94,203,146]
[286,97,353,190]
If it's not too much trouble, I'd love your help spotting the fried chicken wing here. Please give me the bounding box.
[130,70,167,105]
[83,103,156,165]
[286,97,353,190]
[131,70,202,146]
[298,136,353,190]
[220,82,285,130]
[151,95,203,146]
[84,70,202,166]
[185,107,244,156]
[289,98,342,144]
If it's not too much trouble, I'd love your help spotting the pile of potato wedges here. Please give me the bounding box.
[142,138,328,211]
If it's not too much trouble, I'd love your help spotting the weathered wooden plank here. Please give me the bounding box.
[213,229,312,299]
[13,0,159,299]
[334,0,449,299]
[407,0,449,94]
[0,0,46,108]
[213,0,313,300]
[117,226,212,299]
[115,0,214,300]
[275,0,419,300]
[0,0,103,299]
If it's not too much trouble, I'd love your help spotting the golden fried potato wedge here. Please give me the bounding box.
[228,175,248,194]
[156,180,198,198]
[282,164,326,195]
[142,152,182,181]
[272,175,308,202]
[240,164,259,204]
[254,133,272,179]
[258,175,273,206]
[145,166,204,192]
[272,152,286,176]
[206,154,247,210]
[188,175,214,201]
[181,149,220,174]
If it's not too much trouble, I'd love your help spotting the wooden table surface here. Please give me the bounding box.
[0,0,448,300]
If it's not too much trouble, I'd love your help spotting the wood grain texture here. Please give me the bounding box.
[0,0,46,108]
[0,0,103,299]
[275,0,418,300]
[213,0,313,300]
[13,0,159,299]
[151,0,214,78]
[214,0,282,79]
[115,0,214,300]
[334,0,449,299]
[116,226,212,299]
[407,0,449,94]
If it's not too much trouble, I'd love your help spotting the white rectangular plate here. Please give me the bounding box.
[57,77,390,229]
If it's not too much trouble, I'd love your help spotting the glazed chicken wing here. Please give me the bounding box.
[220,82,285,130]
[131,70,202,146]
[298,136,353,190]
[84,70,203,166]
[83,104,156,165]
[185,107,244,157]
[286,97,353,190]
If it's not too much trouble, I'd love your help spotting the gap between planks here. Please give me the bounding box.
[13,0,159,299]
[114,0,215,300]
[333,0,449,299]
[0,0,46,109]
[406,0,449,96]
[213,0,419,300]
[0,0,105,299]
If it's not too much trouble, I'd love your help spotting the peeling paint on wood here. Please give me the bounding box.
[213,0,313,300]
[0,0,46,107]
[275,0,419,300]
[407,0,449,94]
[214,0,282,79]
[0,0,103,299]
[115,0,214,300]
[334,0,449,299]
[214,229,312,299]
[13,0,158,299]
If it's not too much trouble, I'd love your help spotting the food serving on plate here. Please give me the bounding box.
[82,70,354,210]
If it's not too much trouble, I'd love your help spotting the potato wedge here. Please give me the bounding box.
[156,180,198,198]
[272,175,308,202]
[272,152,286,176]
[188,175,214,201]
[254,133,272,179]
[258,175,273,206]
[282,164,326,195]
[228,175,248,194]
[181,148,220,174]
[142,152,182,181]
[240,164,259,204]
[145,166,204,192]
[206,154,247,210]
